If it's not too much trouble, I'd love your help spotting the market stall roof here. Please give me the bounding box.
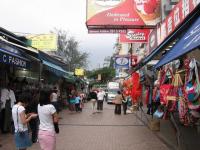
[155,16,200,69]
[42,60,67,76]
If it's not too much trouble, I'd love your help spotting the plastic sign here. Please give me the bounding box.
[115,55,130,69]
[120,29,150,43]
[86,0,161,29]
[27,34,57,51]
[75,68,84,76]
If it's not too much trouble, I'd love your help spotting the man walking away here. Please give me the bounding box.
[97,89,105,112]
[89,89,97,114]
[122,94,128,115]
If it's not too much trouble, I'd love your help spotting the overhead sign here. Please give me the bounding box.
[115,55,130,69]
[148,29,157,53]
[75,68,84,76]
[148,0,200,54]
[27,34,57,51]
[0,48,28,68]
[86,0,161,30]
[119,29,150,43]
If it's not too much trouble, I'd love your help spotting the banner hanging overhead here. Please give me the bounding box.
[86,0,161,30]
[27,34,57,51]
[119,29,150,43]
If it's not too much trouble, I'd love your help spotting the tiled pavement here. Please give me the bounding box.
[0,102,170,150]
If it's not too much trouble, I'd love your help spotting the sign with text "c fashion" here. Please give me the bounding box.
[0,52,27,68]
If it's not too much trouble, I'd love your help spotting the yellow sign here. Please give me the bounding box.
[27,34,57,51]
[75,68,84,76]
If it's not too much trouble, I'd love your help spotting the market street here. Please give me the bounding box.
[1,102,169,150]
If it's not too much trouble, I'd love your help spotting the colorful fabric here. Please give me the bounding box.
[38,130,56,150]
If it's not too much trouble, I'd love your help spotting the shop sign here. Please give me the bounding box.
[131,55,138,67]
[148,29,157,53]
[88,29,127,34]
[119,29,150,43]
[115,55,130,69]
[86,0,161,29]
[150,0,200,51]
[0,51,27,68]
[26,34,57,51]
[75,68,84,76]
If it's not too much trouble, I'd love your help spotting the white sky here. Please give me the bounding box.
[0,0,117,69]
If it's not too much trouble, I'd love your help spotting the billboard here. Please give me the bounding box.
[119,29,150,43]
[86,0,161,29]
[27,34,57,51]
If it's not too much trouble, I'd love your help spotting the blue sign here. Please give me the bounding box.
[0,49,28,68]
[155,16,200,68]
[115,56,130,69]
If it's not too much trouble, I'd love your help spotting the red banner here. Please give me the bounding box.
[119,29,150,43]
[86,0,161,29]
[148,0,200,54]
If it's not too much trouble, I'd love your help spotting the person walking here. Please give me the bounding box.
[38,91,59,150]
[89,89,97,114]
[114,91,123,115]
[50,87,59,113]
[12,94,37,150]
[97,89,105,112]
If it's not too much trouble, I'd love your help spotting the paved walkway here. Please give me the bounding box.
[1,102,170,150]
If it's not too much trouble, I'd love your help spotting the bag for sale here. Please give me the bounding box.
[159,68,174,105]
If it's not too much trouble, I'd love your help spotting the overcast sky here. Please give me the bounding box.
[0,0,117,69]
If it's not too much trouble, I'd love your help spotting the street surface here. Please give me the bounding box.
[1,102,170,150]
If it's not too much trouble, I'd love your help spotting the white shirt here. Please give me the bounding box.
[12,105,28,132]
[51,92,58,102]
[38,104,56,132]
[97,91,105,101]
[0,88,16,109]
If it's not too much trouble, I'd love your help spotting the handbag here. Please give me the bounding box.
[159,68,174,105]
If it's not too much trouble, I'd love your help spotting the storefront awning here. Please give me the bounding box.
[155,16,200,69]
[42,60,67,76]
[0,40,30,68]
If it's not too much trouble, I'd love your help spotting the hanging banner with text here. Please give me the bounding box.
[119,29,150,43]
[86,0,161,30]
[148,0,200,54]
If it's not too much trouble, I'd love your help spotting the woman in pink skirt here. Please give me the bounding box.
[38,91,59,150]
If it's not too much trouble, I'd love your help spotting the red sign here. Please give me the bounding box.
[119,29,150,43]
[86,0,161,29]
[148,0,200,54]
[131,55,138,66]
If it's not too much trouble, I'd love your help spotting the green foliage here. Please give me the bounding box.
[52,29,89,72]
[86,67,115,84]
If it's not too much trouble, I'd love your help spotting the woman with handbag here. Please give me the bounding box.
[12,94,38,150]
[38,91,59,150]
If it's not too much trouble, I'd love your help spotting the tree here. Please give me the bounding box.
[53,29,89,72]
[86,67,115,84]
